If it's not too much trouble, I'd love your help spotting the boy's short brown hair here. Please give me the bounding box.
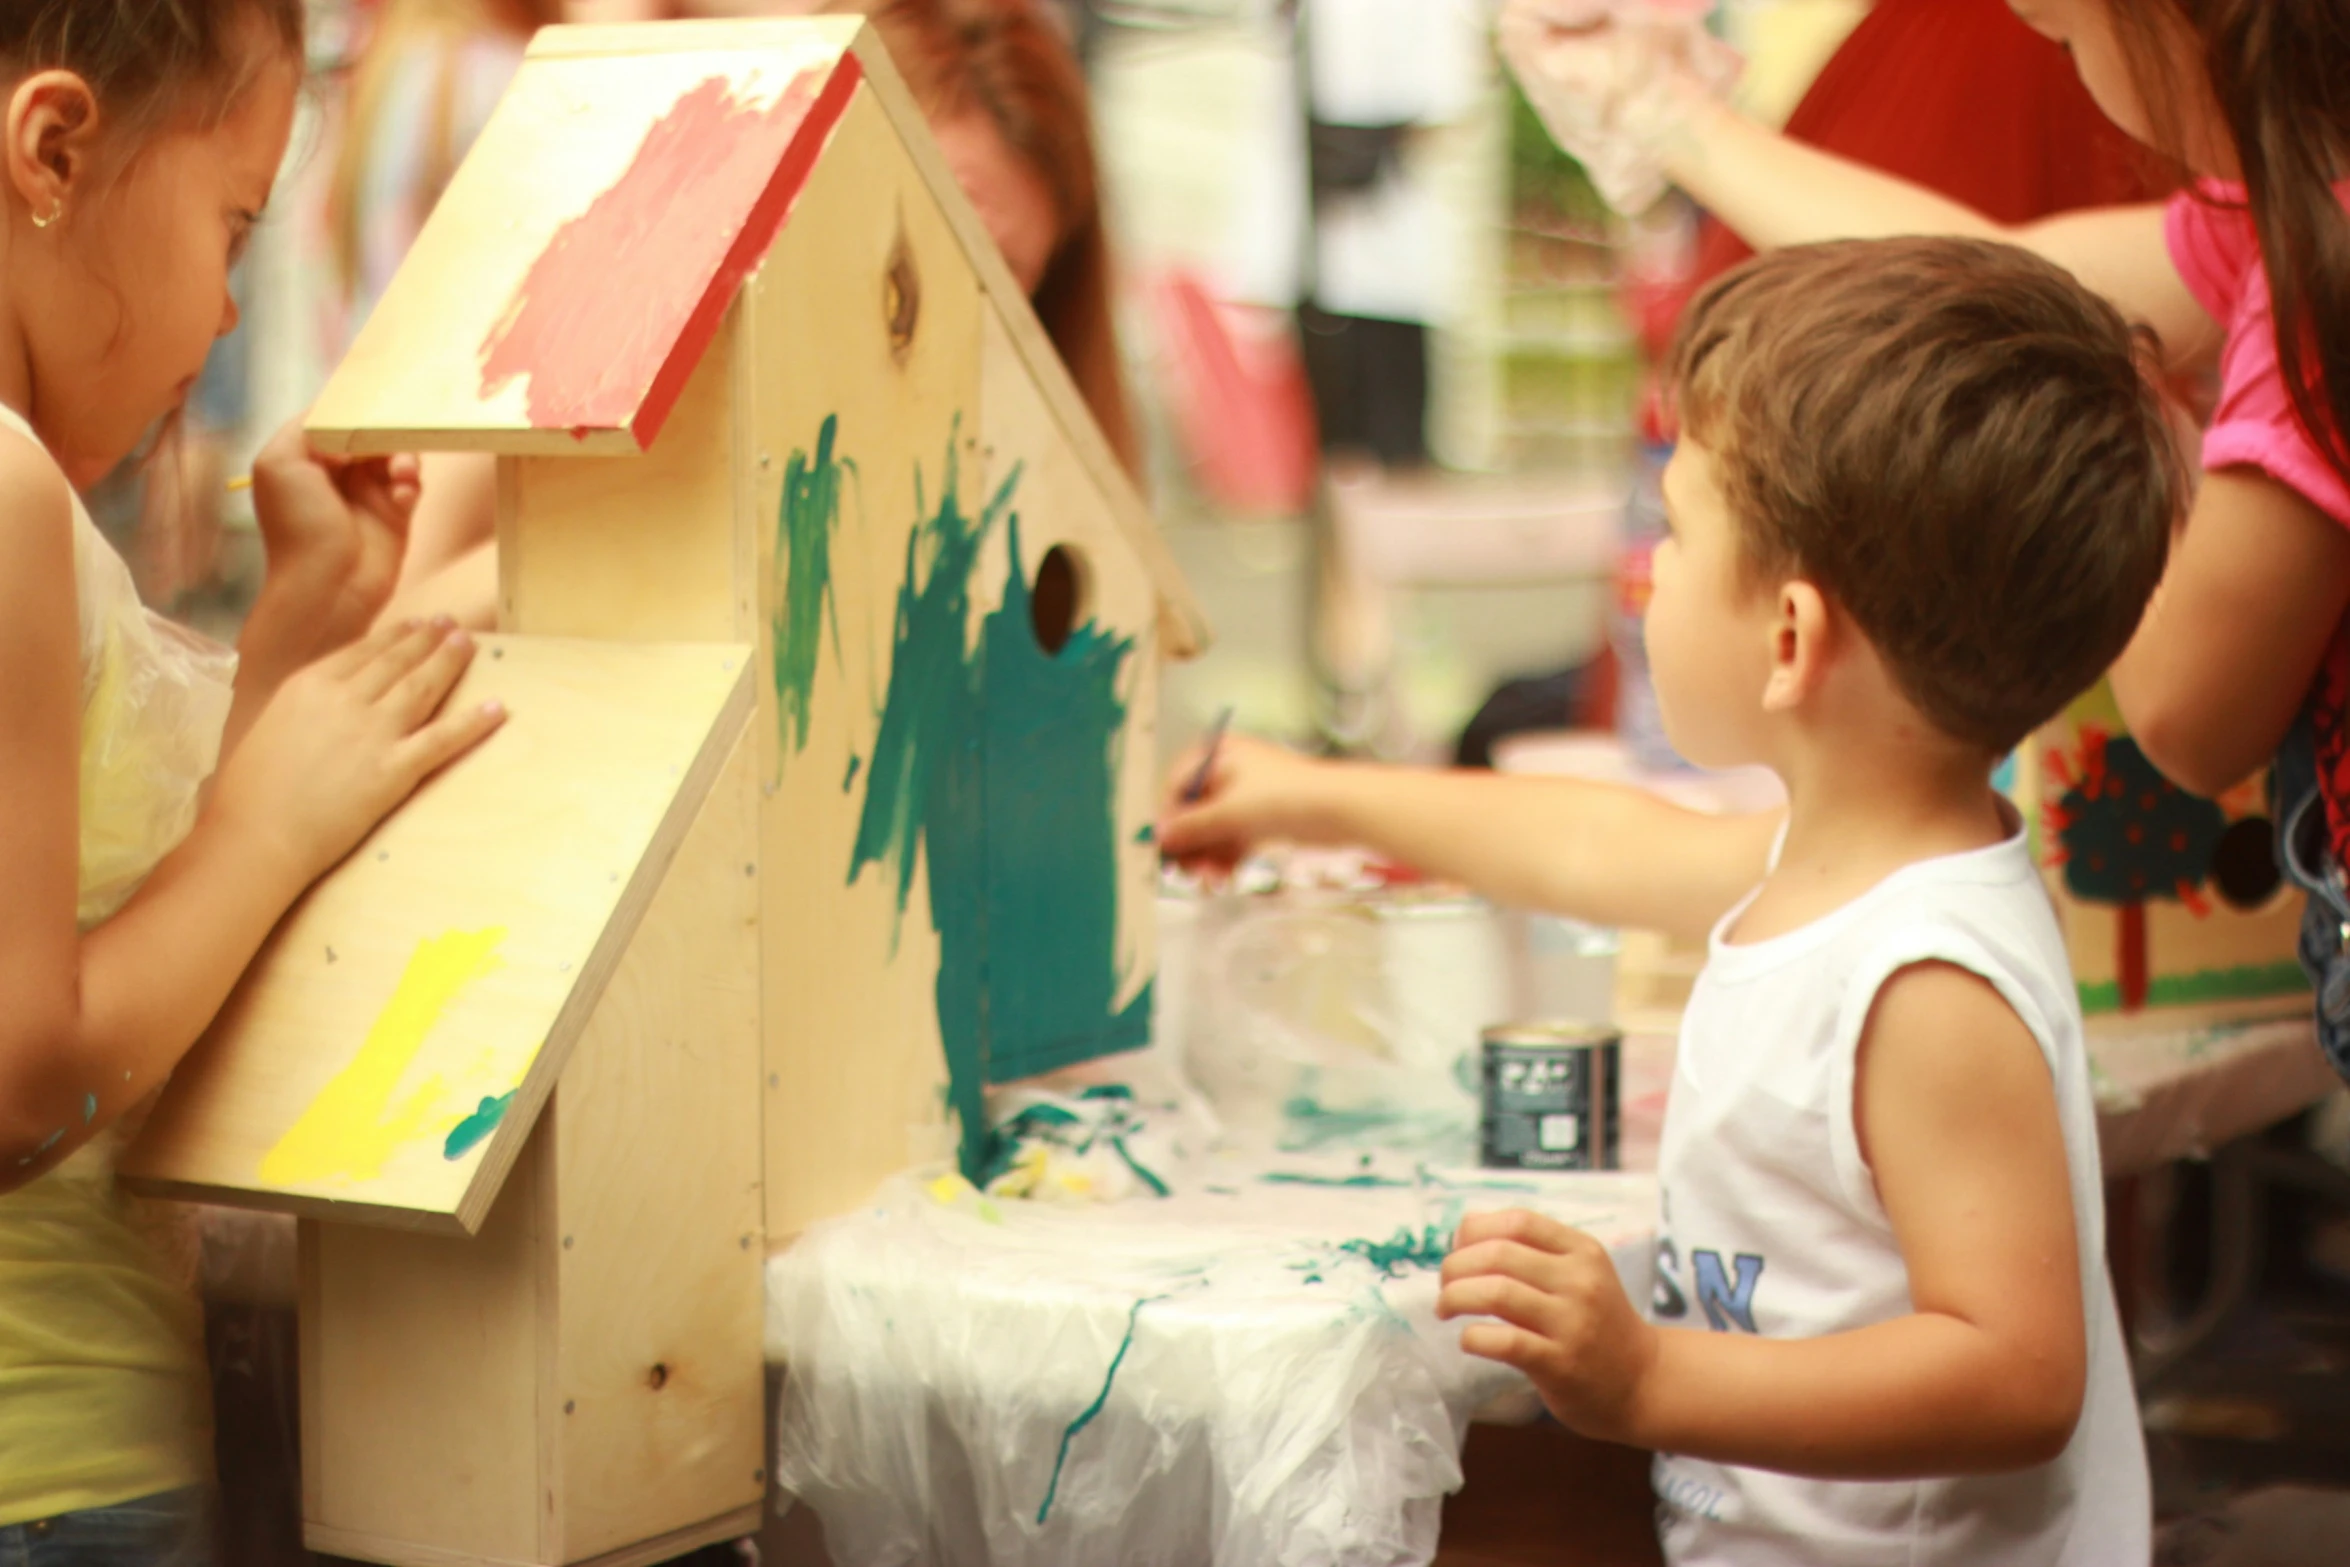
[1669,237,2180,756]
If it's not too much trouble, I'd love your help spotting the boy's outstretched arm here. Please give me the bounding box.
[1439,963,2087,1477]
[1158,735,1781,944]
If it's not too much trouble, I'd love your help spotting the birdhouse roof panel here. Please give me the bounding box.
[310,20,863,453]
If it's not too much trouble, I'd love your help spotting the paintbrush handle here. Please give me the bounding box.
[1181,709,1234,804]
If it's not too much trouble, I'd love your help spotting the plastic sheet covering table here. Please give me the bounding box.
[764,1157,1656,1567]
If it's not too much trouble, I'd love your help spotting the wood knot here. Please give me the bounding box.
[883,231,921,362]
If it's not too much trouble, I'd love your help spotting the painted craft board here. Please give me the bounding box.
[307,16,1203,657]
[2010,683,2307,1020]
[122,637,754,1234]
[308,21,861,454]
[744,78,1166,1225]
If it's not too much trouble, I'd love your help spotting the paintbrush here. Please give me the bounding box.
[1181,706,1235,804]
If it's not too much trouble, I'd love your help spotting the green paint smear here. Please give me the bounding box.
[443,1092,516,1160]
[1262,1172,1416,1190]
[773,415,849,763]
[2077,960,2308,1015]
[1038,1294,1155,1525]
[1341,1223,1455,1278]
[847,424,1152,1180]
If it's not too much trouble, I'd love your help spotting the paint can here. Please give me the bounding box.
[1479,1022,1620,1172]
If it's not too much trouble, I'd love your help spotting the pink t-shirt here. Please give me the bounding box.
[2168,180,2350,866]
[2164,179,2350,526]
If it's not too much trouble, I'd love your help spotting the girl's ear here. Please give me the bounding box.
[1760,579,1832,715]
[6,71,102,226]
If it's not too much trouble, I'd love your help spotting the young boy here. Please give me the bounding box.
[1160,237,2178,1564]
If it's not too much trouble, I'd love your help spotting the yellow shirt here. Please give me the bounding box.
[0,403,234,1524]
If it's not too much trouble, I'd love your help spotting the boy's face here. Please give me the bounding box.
[1645,439,1776,769]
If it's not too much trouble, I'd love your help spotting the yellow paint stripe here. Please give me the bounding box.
[259,929,507,1187]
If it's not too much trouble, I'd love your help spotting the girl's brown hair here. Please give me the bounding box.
[0,0,305,139]
[839,0,1142,479]
[2109,0,2350,492]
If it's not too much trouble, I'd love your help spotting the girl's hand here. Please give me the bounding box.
[1157,733,1341,882]
[1438,1209,1659,1446]
[249,418,422,659]
[211,620,506,885]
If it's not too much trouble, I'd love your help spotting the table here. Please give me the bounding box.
[189,996,2345,1565]
[764,1151,1656,1567]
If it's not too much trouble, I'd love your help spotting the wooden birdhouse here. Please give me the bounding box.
[2009,684,2306,1022]
[119,18,1204,1566]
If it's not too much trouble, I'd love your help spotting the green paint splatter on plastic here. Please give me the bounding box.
[1038,1294,1156,1525]
[2077,960,2306,1015]
[1262,1172,1415,1190]
[443,1092,515,1160]
[1277,1094,1417,1152]
[842,753,862,792]
[1341,1221,1459,1278]
[772,415,850,763]
[1110,1136,1170,1197]
[849,424,1152,1180]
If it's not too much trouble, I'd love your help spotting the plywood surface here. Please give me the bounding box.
[972,305,1159,1080]
[300,1145,549,1561]
[308,20,860,454]
[500,311,748,642]
[554,730,766,1558]
[122,636,753,1233]
[846,25,1209,657]
[748,83,976,1240]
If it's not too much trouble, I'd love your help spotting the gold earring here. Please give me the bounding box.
[30,200,61,230]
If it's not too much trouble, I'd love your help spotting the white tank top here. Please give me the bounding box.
[1651,824,2148,1566]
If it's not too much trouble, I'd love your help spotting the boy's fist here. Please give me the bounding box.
[1157,733,1341,881]
[1438,1208,1658,1445]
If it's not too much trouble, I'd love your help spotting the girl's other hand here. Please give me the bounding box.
[1157,734,1339,883]
[249,417,422,656]
[211,619,505,885]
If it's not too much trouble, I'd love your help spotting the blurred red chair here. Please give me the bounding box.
[1147,269,1320,517]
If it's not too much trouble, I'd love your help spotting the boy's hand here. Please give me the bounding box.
[1157,733,1341,881]
[1438,1209,1658,1445]
[249,417,422,658]
[212,620,505,886]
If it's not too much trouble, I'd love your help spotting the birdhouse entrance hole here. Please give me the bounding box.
[1031,544,1089,656]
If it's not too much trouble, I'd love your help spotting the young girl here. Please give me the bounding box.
[0,4,504,1559]
[1504,0,2350,1074]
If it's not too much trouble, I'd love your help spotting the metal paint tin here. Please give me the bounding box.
[1479,1022,1621,1172]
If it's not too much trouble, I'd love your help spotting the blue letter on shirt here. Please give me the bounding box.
[1692,1249,1765,1334]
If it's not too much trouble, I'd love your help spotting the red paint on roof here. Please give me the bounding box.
[478,55,862,448]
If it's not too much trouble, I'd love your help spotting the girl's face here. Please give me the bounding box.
[931,107,1060,297]
[12,58,297,485]
[2007,0,2236,178]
